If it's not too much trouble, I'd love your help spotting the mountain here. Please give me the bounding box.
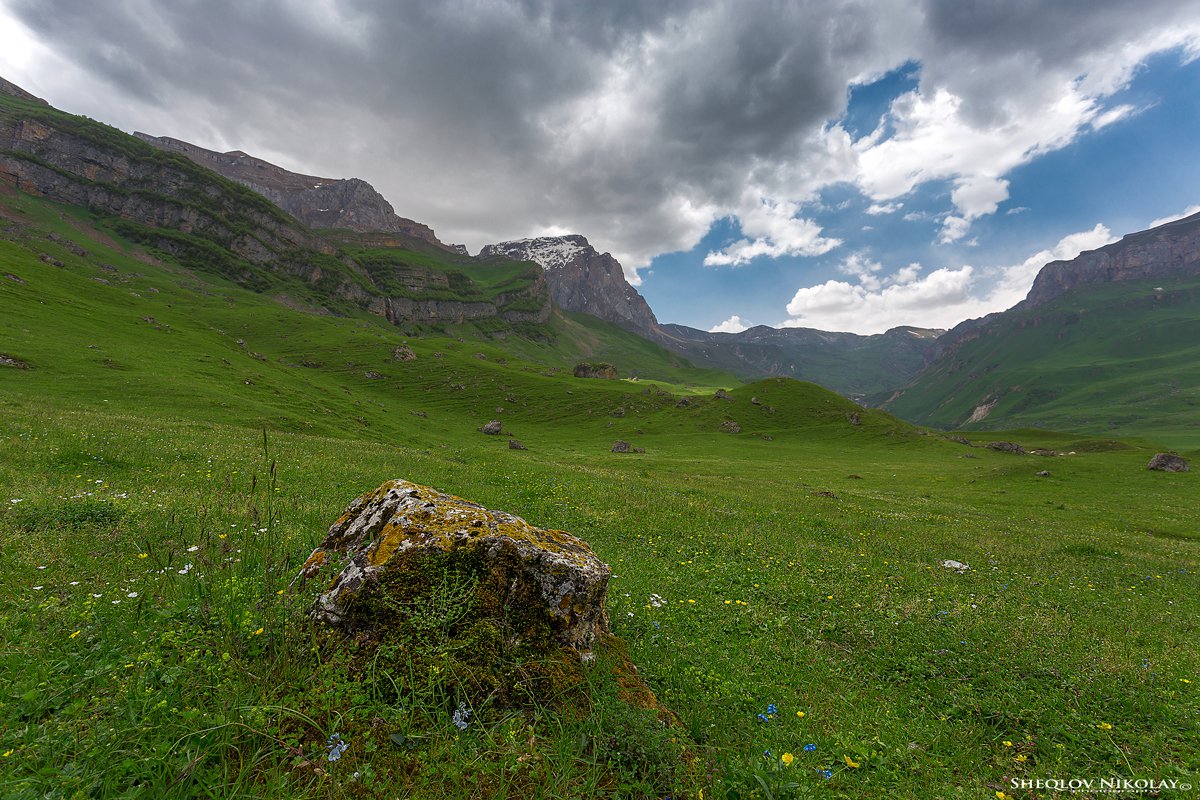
[654,323,943,400]
[885,210,1200,446]
[479,235,660,336]
[133,132,458,251]
[0,78,549,331]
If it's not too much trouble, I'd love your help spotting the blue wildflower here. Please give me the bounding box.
[756,713,769,723]
[766,703,778,715]
[819,769,833,779]
[326,733,348,761]
[804,743,816,752]
[452,702,473,730]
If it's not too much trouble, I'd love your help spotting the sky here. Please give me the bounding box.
[2,1,1200,335]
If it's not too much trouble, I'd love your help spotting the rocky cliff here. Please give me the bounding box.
[133,133,457,251]
[1018,210,1200,310]
[0,78,548,331]
[479,235,659,335]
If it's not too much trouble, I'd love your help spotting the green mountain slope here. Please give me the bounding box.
[0,188,737,438]
[885,275,1200,447]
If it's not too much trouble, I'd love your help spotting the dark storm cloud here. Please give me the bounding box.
[6,0,1200,271]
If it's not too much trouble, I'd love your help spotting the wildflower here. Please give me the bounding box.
[187,545,199,552]
[218,534,227,539]
[796,711,805,718]
[2,749,12,757]
[70,629,81,639]
[844,754,861,768]
[452,702,472,730]
[326,733,348,761]
[1015,754,1027,762]
[1097,722,1112,730]
[137,553,148,559]
[277,589,285,596]
[1182,678,1192,684]
[997,793,1009,800]
[766,704,778,715]
[126,592,138,598]
[252,628,264,636]
[818,769,832,779]
[803,743,816,752]
[1002,740,1013,747]
[32,586,43,591]
[756,713,769,723]
[780,752,794,767]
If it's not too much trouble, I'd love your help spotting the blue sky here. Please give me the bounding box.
[3,1,1200,334]
[644,50,1200,333]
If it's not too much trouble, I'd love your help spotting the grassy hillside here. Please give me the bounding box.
[886,276,1200,448]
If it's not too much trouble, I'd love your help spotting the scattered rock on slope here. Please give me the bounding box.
[1147,453,1189,472]
[611,440,631,453]
[479,420,503,435]
[1,353,30,369]
[986,442,1026,454]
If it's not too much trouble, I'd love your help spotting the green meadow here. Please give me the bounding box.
[2,189,1198,798]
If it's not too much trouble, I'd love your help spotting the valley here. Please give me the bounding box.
[1,77,1198,799]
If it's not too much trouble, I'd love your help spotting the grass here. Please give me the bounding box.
[1,188,1198,798]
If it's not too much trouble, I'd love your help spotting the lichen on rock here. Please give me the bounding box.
[294,479,612,668]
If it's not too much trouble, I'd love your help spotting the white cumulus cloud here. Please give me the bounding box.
[780,223,1118,333]
[709,314,752,333]
[1148,204,1200,229]
[703,192,840,266]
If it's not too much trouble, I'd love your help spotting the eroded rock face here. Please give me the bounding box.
[295,480,611,661]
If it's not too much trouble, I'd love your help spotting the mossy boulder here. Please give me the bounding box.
[295,480,612,665]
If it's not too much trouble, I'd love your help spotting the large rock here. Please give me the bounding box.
[1148,453,1189,472]
[295,480,612,662]
[573,362,618,379]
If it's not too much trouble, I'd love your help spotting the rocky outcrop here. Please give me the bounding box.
[1019,210,1200,310]
[574,362,618,379]
[0,101,313,269]
[0,77,47,105]
[480,235,659,336]
[294,480,612,661]
[134,133,453,250]
[1147,453,1189,472]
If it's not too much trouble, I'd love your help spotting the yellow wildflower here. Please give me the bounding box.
[796,711,805,718]
[1097,722,1112,730]
[1002,740,1013,747]
[844,754,861,768]
[70,630,81,639]
[2,749,12,757]
[137,553,148,559]
[1015,754,1027,762]
[252,627,264,636]
[781,752,794,767]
